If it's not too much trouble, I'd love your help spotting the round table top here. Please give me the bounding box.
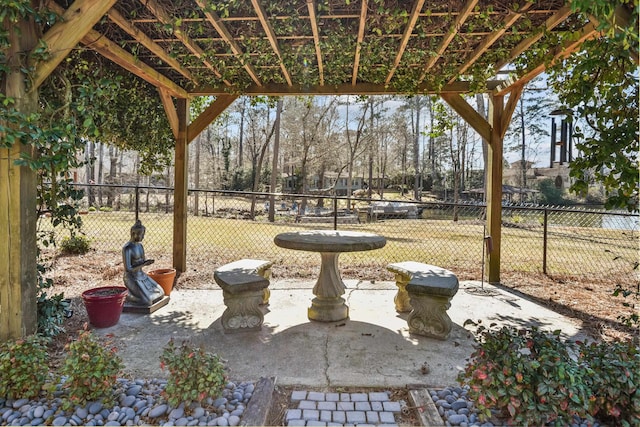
[274,230,386,253]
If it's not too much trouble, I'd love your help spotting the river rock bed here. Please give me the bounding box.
[0,378,254,427]
[430,386,603,427]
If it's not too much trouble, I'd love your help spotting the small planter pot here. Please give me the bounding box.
[82,286,128,328]
[148,268,177,296]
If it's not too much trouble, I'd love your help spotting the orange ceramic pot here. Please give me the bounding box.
[148,268,177,296]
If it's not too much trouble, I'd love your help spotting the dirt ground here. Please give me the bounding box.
[41,250,637,425]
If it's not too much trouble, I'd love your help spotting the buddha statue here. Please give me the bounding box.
[122,220,165,306]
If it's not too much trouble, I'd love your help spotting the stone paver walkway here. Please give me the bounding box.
[285,391,402,426]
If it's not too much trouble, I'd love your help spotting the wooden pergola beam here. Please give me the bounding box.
[82,30,189,98]
[495,21,599,96]
[195,0,262,86]
[449,2,533,83]
[143,0,231,86]
[107,8,198,84]
[494,5,572,72]
[251,0,293,86]
[158,89,179,139]
[440,93,491,142]
[385,0,426,85]
[501,85,523,138]
[30,0,117,91]
[189,80,503,96]
[419,0,478,82]
[307,0,325,86]
[187,95,239,143]
[352,0,368,85]
[45,1,188,98]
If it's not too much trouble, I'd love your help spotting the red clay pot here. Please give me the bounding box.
[81,286,128,328]
[148,268,176,296]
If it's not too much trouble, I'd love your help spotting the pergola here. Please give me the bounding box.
[2,0,629,339]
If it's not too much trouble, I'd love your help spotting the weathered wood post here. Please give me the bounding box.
[0,13,39,340]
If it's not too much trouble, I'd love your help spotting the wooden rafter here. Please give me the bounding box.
[494,5,572,72]
[45,1,188,98]
[449,2,533,83]
[495,21,600,96]
[352,0,368,85]
[385,0,425,85]
[251,0,293,86]
[419,0,478,82]
[194,0,262,86]
[307,0,324,86]
[107,8,197,84]
[143,0,231,86]
[31,0,118,91]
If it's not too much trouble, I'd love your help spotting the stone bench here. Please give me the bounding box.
[214,259,272,333]
[215,259,273,304]
[387,262,459,340]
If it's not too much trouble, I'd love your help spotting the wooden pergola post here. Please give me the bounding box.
[0,15,39,340]
[486,94,505,283]
[173,98,190,272]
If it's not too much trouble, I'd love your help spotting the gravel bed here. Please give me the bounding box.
[430,386,604,427]
[0,379,253,427]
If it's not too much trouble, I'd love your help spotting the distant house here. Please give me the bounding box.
[503,160,571,191]
[309,172,364,196]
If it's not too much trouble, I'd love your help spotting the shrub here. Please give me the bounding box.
[60,234,90,255]
[578,340,640,426]
[59,330,123,409]
[458,322,592,426]
[160,339,227,408]
[88,206,96,212]
[37,292,71,338]
[0,336,49,399]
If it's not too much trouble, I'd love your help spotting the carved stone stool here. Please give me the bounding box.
[404,264,459,340]
[215,259,273,305]
[214,269,270,333]
[387,261,426,312]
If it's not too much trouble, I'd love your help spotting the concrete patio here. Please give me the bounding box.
[94,279,587,389]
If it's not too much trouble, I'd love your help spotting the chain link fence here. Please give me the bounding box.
[45,184,638,285]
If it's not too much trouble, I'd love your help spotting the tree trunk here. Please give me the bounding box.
[269,99,282,222]
[97,142,104,206]
[413,98,422,200]
[194,133,201,216]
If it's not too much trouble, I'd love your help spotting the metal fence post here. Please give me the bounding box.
[135,185,139,221]
[543,208,548,274]
[333,197,338,230]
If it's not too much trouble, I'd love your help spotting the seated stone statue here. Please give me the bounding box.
[122,220,165,306]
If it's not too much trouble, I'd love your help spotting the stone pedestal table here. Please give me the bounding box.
[274,230,386,322]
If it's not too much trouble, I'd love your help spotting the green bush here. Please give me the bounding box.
[0,336,49,399]
[88,206,96,212]
[458,322,592,426]
[37,292,71,338]
[160,339,227,408]
[578,340,640,426]
[59,330,123,409]
[60,234,91,255]
[98,206,113,212]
